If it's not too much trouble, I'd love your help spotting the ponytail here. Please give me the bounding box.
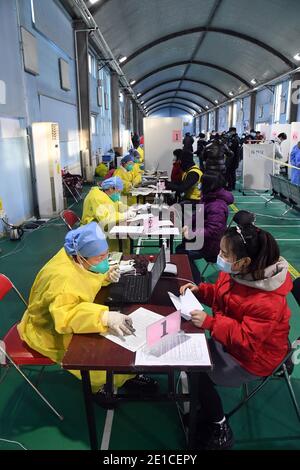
[224,211,280,280]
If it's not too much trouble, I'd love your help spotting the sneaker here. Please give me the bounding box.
[122,374,159,393]
[202,420,234,450]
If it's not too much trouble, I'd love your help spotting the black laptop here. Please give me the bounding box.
[107,246,166,304]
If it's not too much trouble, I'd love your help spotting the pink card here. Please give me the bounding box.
[143,216,159,232]
[146,311,181,347]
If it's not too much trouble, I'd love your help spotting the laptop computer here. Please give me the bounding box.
[107,246,166,304]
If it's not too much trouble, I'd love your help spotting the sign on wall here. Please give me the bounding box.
[172,130,182,142]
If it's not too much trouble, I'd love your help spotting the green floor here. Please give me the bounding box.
[0,184,300,450]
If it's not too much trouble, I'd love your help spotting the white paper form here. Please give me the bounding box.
[129,213,153,222]
[168,288,203,320]
[145,227,179,236]
[100,308,163,352]
[109,226,144,235]
[135,333,211,366]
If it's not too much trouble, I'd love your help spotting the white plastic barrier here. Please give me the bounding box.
[243,143,274,190]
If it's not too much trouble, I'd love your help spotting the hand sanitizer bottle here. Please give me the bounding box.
[163,239,170,263]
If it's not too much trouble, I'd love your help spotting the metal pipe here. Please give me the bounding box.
[72,0,144,114]
[197,65,300,118]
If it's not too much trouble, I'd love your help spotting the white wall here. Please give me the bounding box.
[143,117,183,176]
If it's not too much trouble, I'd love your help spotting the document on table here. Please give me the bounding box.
[110,225,144,235]
[168,288,203,320]
[100,308,163,352]
[129,213,153,222]
[146,227,179,235]
[135,333,211,366]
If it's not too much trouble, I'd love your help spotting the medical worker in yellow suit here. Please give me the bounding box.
[18,222,158,393]
[129,148,144,182]
[113,154,140,194]
[81,176,135,227]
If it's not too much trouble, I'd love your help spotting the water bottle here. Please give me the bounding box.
[154,193,160,205]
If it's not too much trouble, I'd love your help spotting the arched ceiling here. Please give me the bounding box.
[88,0,300,116]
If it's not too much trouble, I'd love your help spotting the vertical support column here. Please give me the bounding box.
[74,22,92,180]
[228,103,233,129]
[289,72,300,123]
[249,91,257,130]
[138,110,144,136]
[132,103,138,133]
[111,72,120,149]
[215,108,219,132]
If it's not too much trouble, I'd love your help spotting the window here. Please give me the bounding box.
[274,83,282,123]
[286,80,292,121]
[232,102,237,127]
[88,54,92,74]
[91,115,97,135]
[30,0,36,24]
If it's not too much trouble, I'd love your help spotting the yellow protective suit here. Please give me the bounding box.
[81,187,127,251]
[137,146,144,163]
[18,248,132,391]
[132,163,143,186]
[95,163,108,179]
[81,187,127,227]
[113,166,133,194]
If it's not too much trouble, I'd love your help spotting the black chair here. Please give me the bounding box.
[227,278,300,422]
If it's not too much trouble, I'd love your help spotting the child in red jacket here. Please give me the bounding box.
[180,211,292,450]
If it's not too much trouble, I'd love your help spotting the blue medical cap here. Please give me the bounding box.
[121,154,134,164]
[101,176,123,191]
[64,222,108,258]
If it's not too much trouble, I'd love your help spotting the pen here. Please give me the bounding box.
[125,318,136,336]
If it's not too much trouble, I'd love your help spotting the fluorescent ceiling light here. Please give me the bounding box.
[137,93,141,97]
[130,80,136,85]
[229,91,234,96]
[251,78,257,85]
[205,105,209,109]
[294,53,300,61]
[141,100,144,104]
[214,100,219,104]
[119,56,127,63]
[90,0,100,4]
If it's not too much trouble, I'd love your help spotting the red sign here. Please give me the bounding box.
[172,130,182,142]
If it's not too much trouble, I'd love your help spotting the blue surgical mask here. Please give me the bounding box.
[216,254,239,274]
[89,257,110,274]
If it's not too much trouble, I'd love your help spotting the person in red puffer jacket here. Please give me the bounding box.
[171,149,183,183]
[180,211,292,450]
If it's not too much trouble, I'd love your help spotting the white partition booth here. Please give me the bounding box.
[243,143,274,190]
[143,117,183,176]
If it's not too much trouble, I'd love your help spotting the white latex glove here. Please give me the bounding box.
[107,265,121,283]
[107,312,135,337]
[182,225,189,239]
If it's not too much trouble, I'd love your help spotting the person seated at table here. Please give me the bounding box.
[18,222,158,394]
[81,176,135,250]
[129,148,144,179]
[81,176,135,227]
[171,149,183,183]
[176,172,233,283]
[166,151,202,204]
[180,212,292,450]
[113,154,137,194]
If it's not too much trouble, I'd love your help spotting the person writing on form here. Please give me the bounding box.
[180,211,292,450]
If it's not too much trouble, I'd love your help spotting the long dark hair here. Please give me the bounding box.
[223,211,280,280]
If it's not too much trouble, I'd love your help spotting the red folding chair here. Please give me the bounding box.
[60,209,80,230]
[0,274,63,420]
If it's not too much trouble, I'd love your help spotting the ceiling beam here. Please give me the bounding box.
[147,99,200,114]
[139,78,228,98]
[123,27,295,69]
[144,88,215,106]
[133,61,250,88]
[148,105,194,116]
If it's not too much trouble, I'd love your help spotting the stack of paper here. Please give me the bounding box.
[168,288,203,320]
[100,308,163,352]
[135,333,211,366]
